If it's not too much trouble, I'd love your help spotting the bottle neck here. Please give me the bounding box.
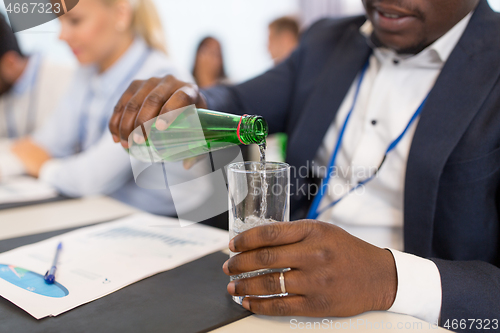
[239,115,268,145]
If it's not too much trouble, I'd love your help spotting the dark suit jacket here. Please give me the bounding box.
[203,0,500,328]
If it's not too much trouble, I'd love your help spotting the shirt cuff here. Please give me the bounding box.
[0,151,26,179]
[387,249,442,325]
[38,159,63,185]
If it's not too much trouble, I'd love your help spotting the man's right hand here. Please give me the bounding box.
[109,75,207,149]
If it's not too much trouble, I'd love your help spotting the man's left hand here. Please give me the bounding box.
[223,220,397,317]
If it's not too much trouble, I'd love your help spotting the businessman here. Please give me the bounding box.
[109,0,500,330]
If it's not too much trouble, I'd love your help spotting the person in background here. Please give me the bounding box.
[0,15,73,140]
[192,37,228,89]
[267,16,300,65]
[0,0,211,217]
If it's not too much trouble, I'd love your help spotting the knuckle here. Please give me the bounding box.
[274,298,291,316]
[315,247,333,263]
[163,74,175,82]
[129,80,143,90]
[113,103,123,114]
[160,75,177,88]
[256,248,275,267]
[124,100,142,114]
[264,273,279,293]
[304,220,320,235]
[145,77,161,87]
[260,224,280,243]
[145,92,165,106]
[175,91,193,104]
[294,220,315,240]
[234,280,247,296]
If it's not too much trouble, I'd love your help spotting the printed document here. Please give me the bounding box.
[0,213,229,319]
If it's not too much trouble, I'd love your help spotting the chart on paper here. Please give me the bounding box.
[0,213,228,319]
[0,264,69,298]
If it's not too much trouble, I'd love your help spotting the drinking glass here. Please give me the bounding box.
[227,161,290,304]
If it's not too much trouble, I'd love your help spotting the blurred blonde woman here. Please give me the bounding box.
[1,0,210,216]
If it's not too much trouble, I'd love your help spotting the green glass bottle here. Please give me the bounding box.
[128,107,268,163]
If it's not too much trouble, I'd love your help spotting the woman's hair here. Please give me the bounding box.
[102,0,167,53]
[192,36,227,81]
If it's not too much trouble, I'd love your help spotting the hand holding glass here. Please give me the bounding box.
[227,161,290,305]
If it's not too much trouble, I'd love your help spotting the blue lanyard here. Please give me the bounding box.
[307,61,429,220]
[77,48,152,151]
[5,55,42,138]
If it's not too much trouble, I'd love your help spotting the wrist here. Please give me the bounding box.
[374,248,398,311]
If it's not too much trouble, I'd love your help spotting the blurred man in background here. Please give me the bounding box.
[0,15,73,140]
[267,16,300,65]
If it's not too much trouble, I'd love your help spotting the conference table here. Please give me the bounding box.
[0,197,449,332]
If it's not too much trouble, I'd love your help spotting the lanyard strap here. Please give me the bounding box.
[307,61,429,220]
[77,48,152,150]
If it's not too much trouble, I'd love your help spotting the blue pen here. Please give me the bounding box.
[44,242,62,284]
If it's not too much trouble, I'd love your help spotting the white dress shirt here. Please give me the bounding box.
[1,38,211,216]
[314,14,472,324]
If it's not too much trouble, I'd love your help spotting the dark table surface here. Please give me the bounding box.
[0,224,251,333]
[0,195,70,211]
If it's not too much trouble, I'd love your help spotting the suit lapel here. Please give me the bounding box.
[404,0,500,256]
[287,24,371,169]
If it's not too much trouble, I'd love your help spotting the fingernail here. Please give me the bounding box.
[133,133,145,144]
[227,281,235,294]
[112,134,119,143]
[156,119,168,131]
[229,239,235,252]
[120,140,129,149]
[222,260,229,274]
[242,298,250,310]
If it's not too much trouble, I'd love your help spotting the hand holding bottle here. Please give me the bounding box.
[109,75,268,170]
[109,75,208,149]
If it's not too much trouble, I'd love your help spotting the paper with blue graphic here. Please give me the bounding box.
[0,213,228,319]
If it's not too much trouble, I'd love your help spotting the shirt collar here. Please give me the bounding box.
[11,53,41,96]
[360,12,472,64]
[428,12,472,63]
[88,37,149,95]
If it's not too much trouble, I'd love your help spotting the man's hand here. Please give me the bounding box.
[11,138,51,177]
[223,220,397,317]
[109,75,207,149]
